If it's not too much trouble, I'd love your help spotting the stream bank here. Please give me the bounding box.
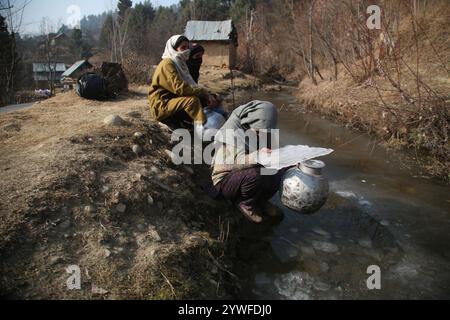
[227,89,450,299]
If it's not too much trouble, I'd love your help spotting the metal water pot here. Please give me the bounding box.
[279,160,329,214]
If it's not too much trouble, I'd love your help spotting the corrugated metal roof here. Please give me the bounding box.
[185,20,233,41]
[62,60,93,77]
[33,63,66,73]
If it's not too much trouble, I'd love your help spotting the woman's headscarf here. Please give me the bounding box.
[187,44,205,84]
[215,100,278,156]
[162,35,198,87]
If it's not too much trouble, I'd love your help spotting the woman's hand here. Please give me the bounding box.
[259,148,272,154]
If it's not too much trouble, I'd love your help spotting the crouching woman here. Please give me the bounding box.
[211,101,286,223]
[148,35,209,127]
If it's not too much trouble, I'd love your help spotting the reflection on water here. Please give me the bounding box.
[230,90,450,299]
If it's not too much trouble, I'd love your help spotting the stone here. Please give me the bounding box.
[211,265,219,274]
[358,239,373,249]
[84,205,96,214]
[127,111,141,118]
[59,220,71,230]
[164,149,174,161]
[154,181,176,193]
[101,186,111,194]
[134,132,144,139]
[147,195,154,205]
[148,227,161,242]
[255,273,271,286]
[312,227,330,238]
[365,249,382,261]
[263,85,282,92]
[182,166,194,175]
[158,122,172,132]
[190,235,207,246]
[103,115,126,126]
[311,241,339,253]
[49,256,63,265]
[61,207,70,214]
[104,249,112,258]
[150,166,160,174]
[116,204,127,213]
[91,285,108,295]
[320,262,330,273]
[111,192,122,204]
[209,279,218,287]
[132,145,143,156]
[380,220,390,226]
[286,247,299,258]
[314,281,331,292]
[300,246,316,257]
[3,123,21,131]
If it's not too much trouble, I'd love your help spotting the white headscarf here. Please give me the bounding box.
[162,35,198,87]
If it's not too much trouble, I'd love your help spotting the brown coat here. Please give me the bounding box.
[148,59,207,123]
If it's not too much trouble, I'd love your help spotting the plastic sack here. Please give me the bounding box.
[195,109,226,141]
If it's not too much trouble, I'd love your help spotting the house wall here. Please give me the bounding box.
[33,72,64,82]
[198,41,237,68]
[33,72,64,89]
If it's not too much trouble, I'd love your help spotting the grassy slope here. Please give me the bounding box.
[0,86,243,299]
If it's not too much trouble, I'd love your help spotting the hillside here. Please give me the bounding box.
[0,85,242,299]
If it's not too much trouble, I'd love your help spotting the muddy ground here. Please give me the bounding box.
[0,67,264,299]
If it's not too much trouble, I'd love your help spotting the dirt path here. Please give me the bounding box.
[0,103,35,114]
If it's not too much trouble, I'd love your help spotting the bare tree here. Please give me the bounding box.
[308,0,317,85]
[103,7,132,64]
[1,0,32,103]
[38,17,63,95]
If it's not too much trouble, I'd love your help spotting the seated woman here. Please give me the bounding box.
[187,43,205,84]
[187,43,228,120]
[149,35,214,128]
[211,101,286,223]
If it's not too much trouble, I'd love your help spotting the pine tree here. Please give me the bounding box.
[100,14,114,50]
[70,29,83,50]
[70,28,92,60]
[0,14,19,106]
[118,0,133,22]
[128,1,155,53]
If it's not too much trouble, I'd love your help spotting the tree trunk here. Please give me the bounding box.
[308,0,317,85]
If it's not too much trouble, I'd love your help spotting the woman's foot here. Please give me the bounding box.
[262,201,284,223]
[262,202,284,218]
[237,203,264,224]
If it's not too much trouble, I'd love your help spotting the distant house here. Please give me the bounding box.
[51,32,70,46]
[32,63,67,88]
[185,20,238,69]
[62,60,93,80]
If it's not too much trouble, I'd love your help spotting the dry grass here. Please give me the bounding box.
[0,87,238,299]
[297,3,450,181]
